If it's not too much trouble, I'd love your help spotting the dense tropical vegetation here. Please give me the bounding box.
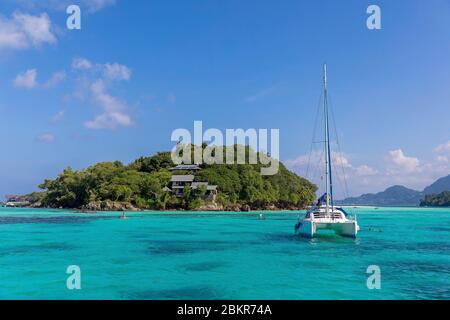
[420,192,450,207]
[32,145,317,211]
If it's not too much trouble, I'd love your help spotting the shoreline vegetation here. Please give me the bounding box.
[13,145,318,212]
[420,191,450,207]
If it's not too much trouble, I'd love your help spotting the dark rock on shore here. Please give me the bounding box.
[81,201,139,212]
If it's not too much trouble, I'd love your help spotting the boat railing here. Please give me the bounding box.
[312,212,328,219]
[312,212,343,220]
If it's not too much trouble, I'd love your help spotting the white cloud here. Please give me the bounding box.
[334,153,352,168]
[84,0,117,13]
[84,80,132,129]
[72,58,93,70]
[286,150,379,198]
[71,59,134,129]
[103,63,131,81]
[13,69,38,89]
[72,59,131,81]
[0,12,56,50]
[69,57,134,130]
[43,70,65,87]
[12,0,116,13]
[356,165,378,176]
[287,142,450,198]
[436,155,448,163]
[13,69,65,89]
[36,132,55,143]
[286,150,353,173]
[284,153,311,170]
[50,110,65,123]
[388,149,420,172]
[286,151,354,181]
[380,147,449,192]
[435,141,450,153]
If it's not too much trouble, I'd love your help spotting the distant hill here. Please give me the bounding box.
[336,185,423,206]
[423,174,450,194]
[338,174,450,206]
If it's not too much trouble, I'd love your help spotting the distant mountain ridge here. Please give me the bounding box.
[337,174,450,206]
[423,175,450,195]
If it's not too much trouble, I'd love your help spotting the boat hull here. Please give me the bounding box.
[296,220,358,238]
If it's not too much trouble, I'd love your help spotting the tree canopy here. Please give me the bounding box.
[37,145,317,211]
[420,192,450,207]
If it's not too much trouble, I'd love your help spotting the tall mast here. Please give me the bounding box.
[323,64,334,214]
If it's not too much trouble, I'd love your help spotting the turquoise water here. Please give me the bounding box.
[0,206,449,300]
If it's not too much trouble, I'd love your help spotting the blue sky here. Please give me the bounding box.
[1,0,450,199]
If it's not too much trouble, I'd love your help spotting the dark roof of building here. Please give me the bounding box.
[170,165,201,171]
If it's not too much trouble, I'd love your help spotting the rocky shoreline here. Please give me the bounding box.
[23,201,304,213]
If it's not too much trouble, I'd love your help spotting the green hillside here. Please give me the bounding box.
[420,191,450,207]
[34,145,317,211]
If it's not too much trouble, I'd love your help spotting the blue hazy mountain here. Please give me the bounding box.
[423,174,450,195]
[338,174,450,206]
[337,185,423,206]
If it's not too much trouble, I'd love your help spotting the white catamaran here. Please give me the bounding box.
[295,65,360,238]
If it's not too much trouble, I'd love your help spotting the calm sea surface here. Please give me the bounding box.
[0,206,449,300]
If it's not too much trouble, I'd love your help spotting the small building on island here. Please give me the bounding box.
[167,171,218,201]
[170,175,195,196]
[169,164,201,172]
[4,195,30,207]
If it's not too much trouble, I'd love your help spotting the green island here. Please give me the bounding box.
[420,191,450,207]
[15,145,317,212]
